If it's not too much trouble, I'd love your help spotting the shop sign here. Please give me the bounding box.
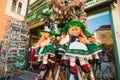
[25,3,48,26]
[86,0,108,8]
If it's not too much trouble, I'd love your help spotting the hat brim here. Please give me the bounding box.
[61,20,86,34]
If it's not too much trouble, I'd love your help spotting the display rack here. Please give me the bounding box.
[2,18,28,72]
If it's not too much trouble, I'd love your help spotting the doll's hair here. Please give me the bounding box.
[78,28,89,43]
[75,27,85,37]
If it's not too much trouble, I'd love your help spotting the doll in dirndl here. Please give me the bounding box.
[34,26,56,70]
[59,20,102,74]
[78,11,102,67]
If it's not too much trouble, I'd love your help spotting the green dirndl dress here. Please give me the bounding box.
[65,40,102,58]
[86,43,102,55]
[58,44,67,55]
[84,29,102,55]
[65,41,90,58]
[35,44,56,57]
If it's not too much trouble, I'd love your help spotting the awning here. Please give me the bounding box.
[28,0,43,10]
[85,0,114,12]
[28,21,44,30]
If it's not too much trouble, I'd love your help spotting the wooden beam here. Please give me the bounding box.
[28,21,44,30]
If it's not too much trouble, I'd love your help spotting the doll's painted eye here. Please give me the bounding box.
[72,29,74,31]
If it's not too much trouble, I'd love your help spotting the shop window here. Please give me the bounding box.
[87,11,117,80]
[11,0,17,12]
[17,2,22,14]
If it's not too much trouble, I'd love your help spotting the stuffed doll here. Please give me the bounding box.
[78,12,88,28]
[77,11,102,66]
[95,65,103,79]
[57,33,69,67]
[34,26,56,70]
[59,20,102,74]
[28,45,36,62]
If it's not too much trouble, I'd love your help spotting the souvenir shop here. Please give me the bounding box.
[25,0,119,80]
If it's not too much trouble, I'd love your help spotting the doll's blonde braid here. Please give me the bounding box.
[79,29,89,44]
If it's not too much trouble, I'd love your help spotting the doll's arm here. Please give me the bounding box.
[79,33,89,44]
[34,38,44,48]
[83,29,96,43]
[87,36,96,43]
[59,34,70,45]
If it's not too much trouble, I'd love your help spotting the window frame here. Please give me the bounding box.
[17,2,22,14]
[11,0,23,15]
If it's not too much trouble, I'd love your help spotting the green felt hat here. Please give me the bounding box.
[61,20,86,34]
[42,8,52,16]
[36,26,58,38]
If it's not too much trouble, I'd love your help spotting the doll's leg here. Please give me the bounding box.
[43,54,48,64]
[60,54,69,67]
[48,55,56,68]
[95,53,99,59]
[94,54,101,65]
[88,55,95,67]
[88,55,93,63]
[69,56,77,74]
[38,56,42,62]
[79,58,90,73]
[39,54,48,70]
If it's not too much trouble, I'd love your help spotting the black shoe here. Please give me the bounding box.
[60,59,69,67]
[76,59,80,66]
[48,61,55,68]
[89,59,94,65]
[96,59,101,65]
[39,63,48,70]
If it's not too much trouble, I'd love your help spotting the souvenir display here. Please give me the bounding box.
[1,19,28,71]
[0,0,117,80]
[28,45,36,62]
[30,0,104,80]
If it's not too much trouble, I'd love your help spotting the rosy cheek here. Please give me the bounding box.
[69,32,73,35]
[69,31,73,35]
[77,32,80,35]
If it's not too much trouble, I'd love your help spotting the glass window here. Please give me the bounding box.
[87,11,118,80]
[17,2,22,14]
[11,0,17,12]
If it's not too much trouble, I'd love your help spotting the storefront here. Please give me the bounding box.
[24,1,48,70]
[25,0,120,80]
[85,0,120,79]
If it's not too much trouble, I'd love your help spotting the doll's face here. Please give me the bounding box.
[68,26,81,36]
[79,12,87,22]
[40,32,50,38]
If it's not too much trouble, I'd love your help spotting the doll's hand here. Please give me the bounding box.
[59,35,69,45]
[61,33,66,39]
[79,37,88,44]
[56,36,61,41]
[33,43,39,49]
[88,36,96,43]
